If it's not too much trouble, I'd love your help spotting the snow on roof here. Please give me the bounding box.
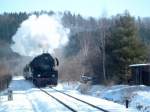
[129,63,150,67]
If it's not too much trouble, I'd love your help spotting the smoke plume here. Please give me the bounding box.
[11,14,70,56]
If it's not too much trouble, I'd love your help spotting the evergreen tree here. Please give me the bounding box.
[106,11,148,83]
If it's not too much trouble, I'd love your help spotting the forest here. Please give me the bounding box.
[0,10,150,86]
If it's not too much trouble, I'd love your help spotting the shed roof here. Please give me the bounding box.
[129,63,150,67]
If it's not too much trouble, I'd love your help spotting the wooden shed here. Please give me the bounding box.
[129,64,150,86]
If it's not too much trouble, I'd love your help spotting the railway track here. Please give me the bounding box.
[39,87,110,112]
[40,88,76,112]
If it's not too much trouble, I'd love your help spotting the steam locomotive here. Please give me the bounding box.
[23,53,59,87]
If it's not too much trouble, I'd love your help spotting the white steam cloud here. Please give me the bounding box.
[11,14,70,56]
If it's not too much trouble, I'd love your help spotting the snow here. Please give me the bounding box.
[27,89,71,112]
[0,76,149,112]
[130,91,150,112]
[45,89,100,111]
[66,92,135,112]
[8,76,35,91]
[129,63,150,67]
[0,92,34,112]
[79,84,150,112]
[0,76,35,112]
[0,76,70,112]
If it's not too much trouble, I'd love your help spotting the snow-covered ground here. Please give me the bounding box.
[0,77,71,112]
[76,84,150,112]
[0,76,149,112]
[48,82,150,112]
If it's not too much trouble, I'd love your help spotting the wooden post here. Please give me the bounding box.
[125,99,129,108]
[8,89,13,101]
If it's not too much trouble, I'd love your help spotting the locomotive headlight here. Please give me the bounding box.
[37,74,41,77]
[52,74,55,77]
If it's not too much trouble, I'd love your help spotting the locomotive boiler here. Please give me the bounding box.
[23,53,59,87]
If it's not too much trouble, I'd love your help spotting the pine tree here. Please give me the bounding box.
[106,11,148,83]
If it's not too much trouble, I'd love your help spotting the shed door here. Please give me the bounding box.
[142,71,150,86]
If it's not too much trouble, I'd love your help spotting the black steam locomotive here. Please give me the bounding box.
[23,53,59,87]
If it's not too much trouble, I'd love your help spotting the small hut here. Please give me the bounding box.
[129,64,150,86]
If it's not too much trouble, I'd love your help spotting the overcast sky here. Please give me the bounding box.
[0,0,150,18]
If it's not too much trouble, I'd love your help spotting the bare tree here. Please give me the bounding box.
[97,16,109,82]
[71,32,94,78]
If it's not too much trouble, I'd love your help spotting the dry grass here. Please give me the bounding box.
[0,65,12,91]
